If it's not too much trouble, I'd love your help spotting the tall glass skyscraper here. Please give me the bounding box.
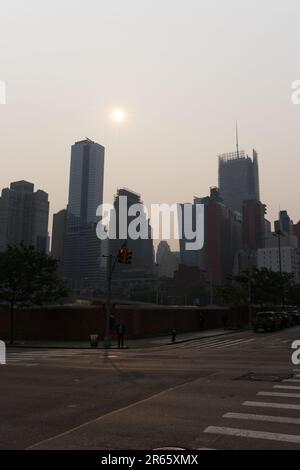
[218,149,260,214]
[63,138,105,292]
[67,138,105,226]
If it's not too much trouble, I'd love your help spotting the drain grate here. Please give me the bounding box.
[235,372,293,383]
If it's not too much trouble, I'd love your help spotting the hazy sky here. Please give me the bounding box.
[1,0,300,240]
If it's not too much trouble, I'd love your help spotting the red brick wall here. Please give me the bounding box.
[0,305,237,342]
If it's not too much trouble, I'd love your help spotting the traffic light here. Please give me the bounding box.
[117,246,127,263]
[117,246,133,264]
[126,250,133,264]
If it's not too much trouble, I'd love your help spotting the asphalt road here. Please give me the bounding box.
[1,327,300,450]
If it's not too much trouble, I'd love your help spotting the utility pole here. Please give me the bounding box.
[155,263,160,304]
[273,230,285,309]
[247,250,253,328]
[102,253,117,348]
[102,243,132,348]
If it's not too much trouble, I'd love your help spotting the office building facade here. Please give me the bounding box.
[0,180,49,253]
[218,149,260,214]
[63,138,105,291]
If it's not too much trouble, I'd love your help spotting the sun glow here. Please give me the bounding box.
[111,109,126,123]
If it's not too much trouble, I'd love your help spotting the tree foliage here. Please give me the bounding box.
[0,244,68,343]
[219,267,299,307]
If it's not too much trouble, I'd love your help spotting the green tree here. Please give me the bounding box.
[219,268,295,308]
[0,244,67,344]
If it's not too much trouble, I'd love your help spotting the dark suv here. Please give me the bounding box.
[252,311,282,333]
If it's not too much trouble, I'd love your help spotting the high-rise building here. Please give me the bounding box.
[156,241,179,278]
[218,149,260,214]
[109,188,154,282]
[51,209,67,275]
[242,199,266,251]
[257,246,297,277]
[0,180,49,252]
[294,221,300,247]
[179,187,242,285]
[275,210,294,236]
[63,138,105,291]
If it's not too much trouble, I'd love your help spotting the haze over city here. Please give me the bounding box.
[1,0,300,234]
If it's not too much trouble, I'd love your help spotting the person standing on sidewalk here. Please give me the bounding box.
[116,322,126,349]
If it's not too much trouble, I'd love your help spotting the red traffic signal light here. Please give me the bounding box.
[117,247,127,263]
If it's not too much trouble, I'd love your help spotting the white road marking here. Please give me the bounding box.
[283,379,300,383]
[213,339,255,349]
[224,412,300,426]
[258,391,300,399]
[243,401,300,410]
[204,426,300,444]
[274,385,300,390]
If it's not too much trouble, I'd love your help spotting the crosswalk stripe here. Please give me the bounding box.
[213,339,255,349]
[274,385,300,390]
[283,379,300,383]
[243,401,300,410]
[204,426,300,444]
[181,337,255,351]
[258,391,300,399]
[223,412,300,426]
[175,337,235,349]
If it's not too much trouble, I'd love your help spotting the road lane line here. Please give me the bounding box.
[224,412,300,425]
[204,426,300,444]
[243,401,300,410]
[258,391,300,399]
[283,379,300,383]
[274,385,300,390]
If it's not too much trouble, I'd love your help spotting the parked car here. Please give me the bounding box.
[274,312,285,329]
[252,311,282,333]
[289,311,300,326]
[277,311,293,328]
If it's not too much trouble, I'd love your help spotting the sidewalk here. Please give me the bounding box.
[6,328,243,350]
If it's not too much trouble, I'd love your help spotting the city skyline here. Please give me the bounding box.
[1,0,300,235]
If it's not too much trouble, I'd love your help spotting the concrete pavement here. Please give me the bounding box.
[1,327,300,449]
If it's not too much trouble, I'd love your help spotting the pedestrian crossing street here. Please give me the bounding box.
[202,369,300,448]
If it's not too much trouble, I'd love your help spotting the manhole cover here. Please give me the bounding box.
[235,372,292,383]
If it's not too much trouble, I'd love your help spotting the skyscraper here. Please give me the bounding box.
[179,187,242,285]
[242,199,266,251]
[51,209,67,276]
[67,138,105,227]
[275,210,294,236]
[218,149,260,214]
[63,138,105,291]
[0,180,49,252]
[109,188,154,282]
